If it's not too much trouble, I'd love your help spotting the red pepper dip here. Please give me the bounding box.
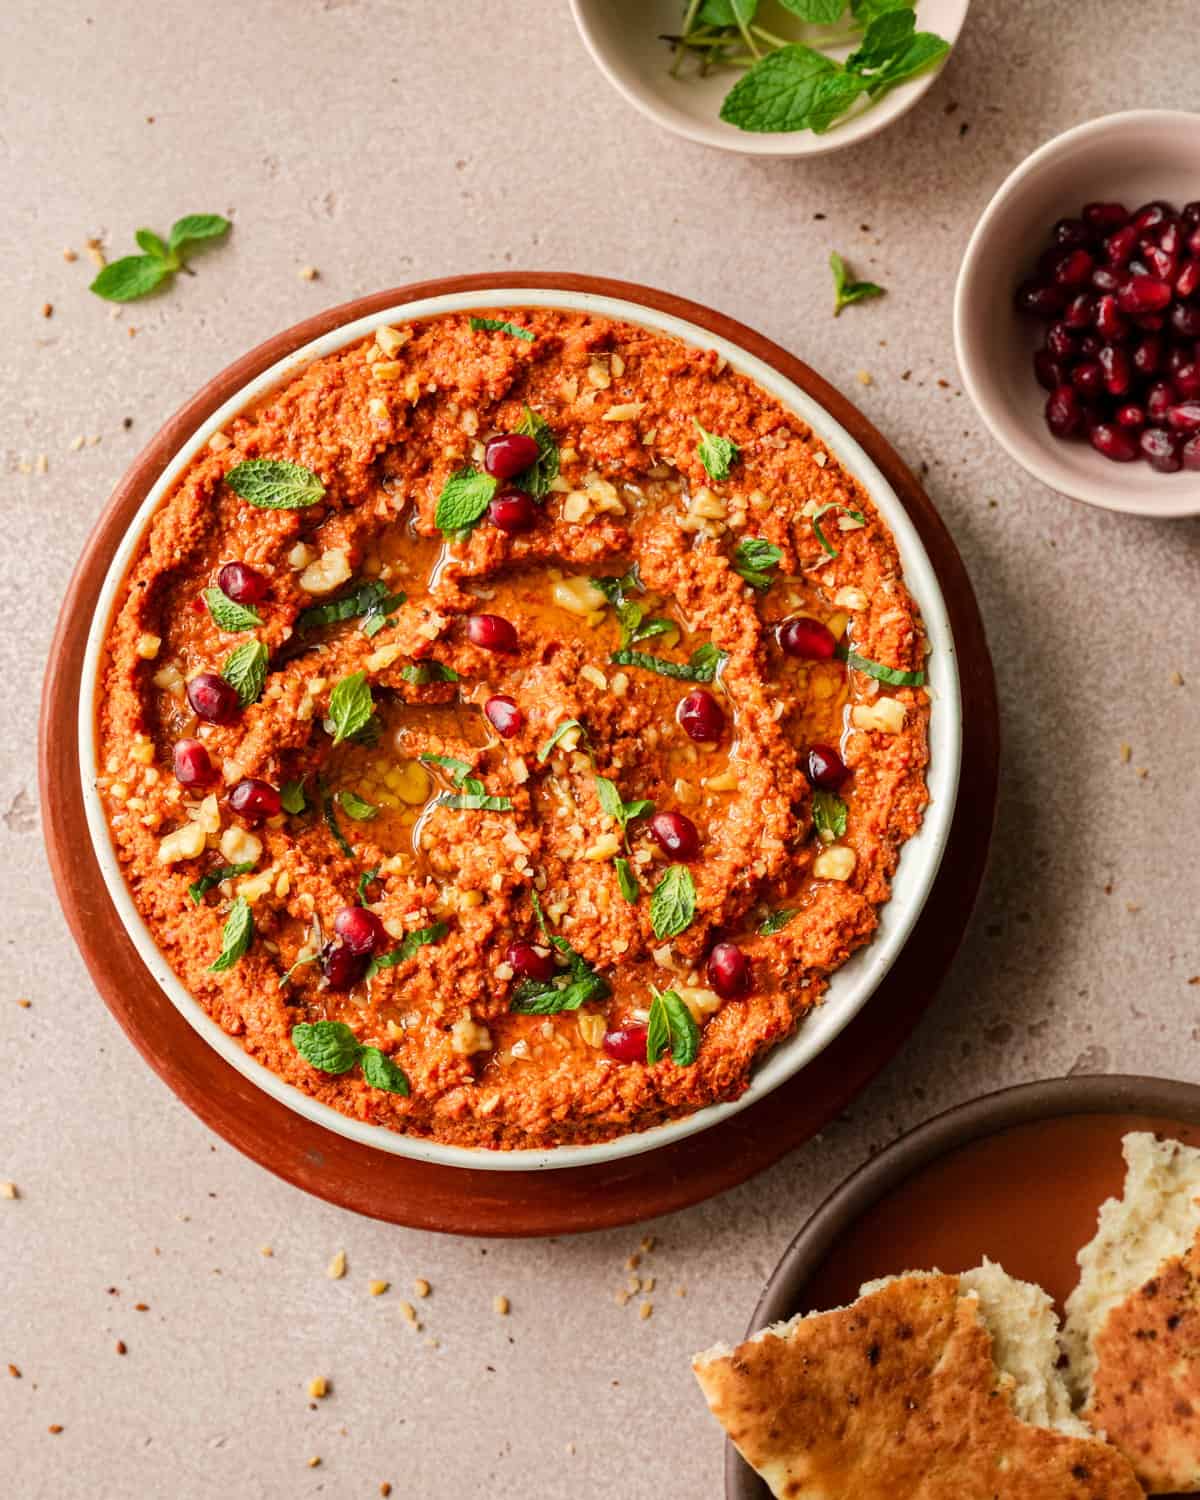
[94,307,931,1150]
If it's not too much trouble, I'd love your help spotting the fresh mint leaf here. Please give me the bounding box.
[777,0,848,20]
[732,537,783,592]
[338,789,379,822]
[811,501,866,557]
[812,788,848,842]
[361,592,405,638]
[594,776,654,831]
[646,989,700,1066]
[699,0,758,24]
[650,865,696,940]
[419,753,473,786]
[297,580,390,634]
[839,646,925,686]
[436,776,513,813]
[401,661,459,685]
[135,228,171,262]
[329,671,375,745]
[208,896,253,972]
[434,465,496,533]
[510,895,610,1013]
[203,586,261,632]
[514,406,559,500]
[280,779,307,815]
[221,640,268,706]
[846,5,914,70]
[537,719,584,763]
[188,862,255,905]
[590,567,642,607]
[719,45,840,134]
[226,458,325,509]
[360,1046,410,1095]
[469,316,535,342]
[277,951,319,989]
[321,783,356,859]
[292,1019,361,1075]
[365,922,449,979]
[830,251,887,317]
[806,70,870,133]
[356,865,380,904]
[168,213,231,252]
[759,908,799,935]
[861,30,949,96]
[850,0,912,19]
[615,857,639,904]
[610,643,726,683]
[90,255,169,303]
[694,420,739,481]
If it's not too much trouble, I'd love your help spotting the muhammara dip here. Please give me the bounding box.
[95,307,930,1150]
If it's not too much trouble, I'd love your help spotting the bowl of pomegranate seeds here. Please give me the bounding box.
[955,109,1200,517]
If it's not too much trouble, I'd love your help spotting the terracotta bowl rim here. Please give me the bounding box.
[726,1070,1200,1497]
[78,281,962,1173]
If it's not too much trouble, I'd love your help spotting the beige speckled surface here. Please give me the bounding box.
[3,2,1198,1496]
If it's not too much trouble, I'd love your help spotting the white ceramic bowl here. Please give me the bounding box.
[955,109,1200,518]
[80,287,962,1171]
[568,0,969,157]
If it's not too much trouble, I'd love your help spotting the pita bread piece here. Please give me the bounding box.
[1065,1130,1200,1494]
[694,1265,1141,1500]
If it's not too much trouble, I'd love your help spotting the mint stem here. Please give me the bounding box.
[671,0,703,75]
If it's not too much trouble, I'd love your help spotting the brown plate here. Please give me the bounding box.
[40,272,998,1236]
[726,1074,1200,1499]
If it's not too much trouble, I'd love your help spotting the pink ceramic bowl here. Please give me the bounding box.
[955,109,1200,519]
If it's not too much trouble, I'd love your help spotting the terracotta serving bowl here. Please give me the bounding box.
[725,1073,1200,1498]
[43,274,994,1226]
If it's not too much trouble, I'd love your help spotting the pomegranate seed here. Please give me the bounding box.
[1175,363,1200,399]
[1054,217,1091,247]
[1034,350,1066,391]
[648,810,700,861]
[321,943,367,991]
[1134,312,1166,332]
[1098,344,1132,395]
[229,778,282,820]
[1132,336,1163,376]
[1016,281,1066,318]
[334,905,385,955]
[603,1024,648,1063]
[707,942,750,999]
[1045,385,1084,438]
[676,689,725,743]
[779,616,837,660]
[1144,245,1178,283]
[1182,434,1200,470]
[506,940,557,983]
[1104,225,1139,266]
[1090,266,1121,294]
[1183,202,1200,228]
[1071,360,1104,399]
[482,433,540,480]
[1160,222,1182,255]
[172,738,216,786]
[1177,260,1200,299]
[186,672,240,724]
[1166,345,1191,375]
[1064,293,1094,329]
[1167,403,1200,432]
[1093,295,1127,340]
[1045,322,1076,359]
[217,561,269,604]
[1148,381,1176,421]
[1077,333,1102,358]
[1053,248,1093,286]
[1089,423,1138,462]
[1189,227,1200,257]
[487,489,538,533]
[1140,427,1182,472]
[1171,303,1200,338]
[1133,202,1170,234]
[806,744,849,790]
[1083,201,1129,231]
[484,694,523,738]
[1117,275,1173,315]
[467,613,518,652]
[1115,403,1145,431]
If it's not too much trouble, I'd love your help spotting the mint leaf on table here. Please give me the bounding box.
[328,671,375,745]
[226,459,325,509]
[208,896,253,973]
[203,587,261,632]
[168,214,232,251]
[646,989,700,1066]
[188,862,255,906]
[221,640,268,706]
[537,719,585,763]
[90,256,170,303]
[359,1047,410,1095]
[812,788,848,842]
[514,406,559,500]
[469,316,535,342]
[732,537,783,593]
[280,779,307,815]
[811,501,866,557]
[650,865,697,941]
[292,1019,361,1075]
[694,420,739,481]
[830,251,887,317]
[435,466,496,533]
[401,661,459,685]
[759,908,799,935]
[338,789,379,822]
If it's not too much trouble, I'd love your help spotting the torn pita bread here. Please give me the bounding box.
[1065,1130,1200,1495]
[694,1265,1141,1500]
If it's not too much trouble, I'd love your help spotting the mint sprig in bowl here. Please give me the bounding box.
[569,0,968,156]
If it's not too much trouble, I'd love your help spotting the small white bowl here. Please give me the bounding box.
[955,109,1200,519]
[568,0,969,158]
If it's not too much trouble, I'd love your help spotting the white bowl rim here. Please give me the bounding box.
[953,107,1200,519]
[567,0,969,159]
[80,286,962,1173]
